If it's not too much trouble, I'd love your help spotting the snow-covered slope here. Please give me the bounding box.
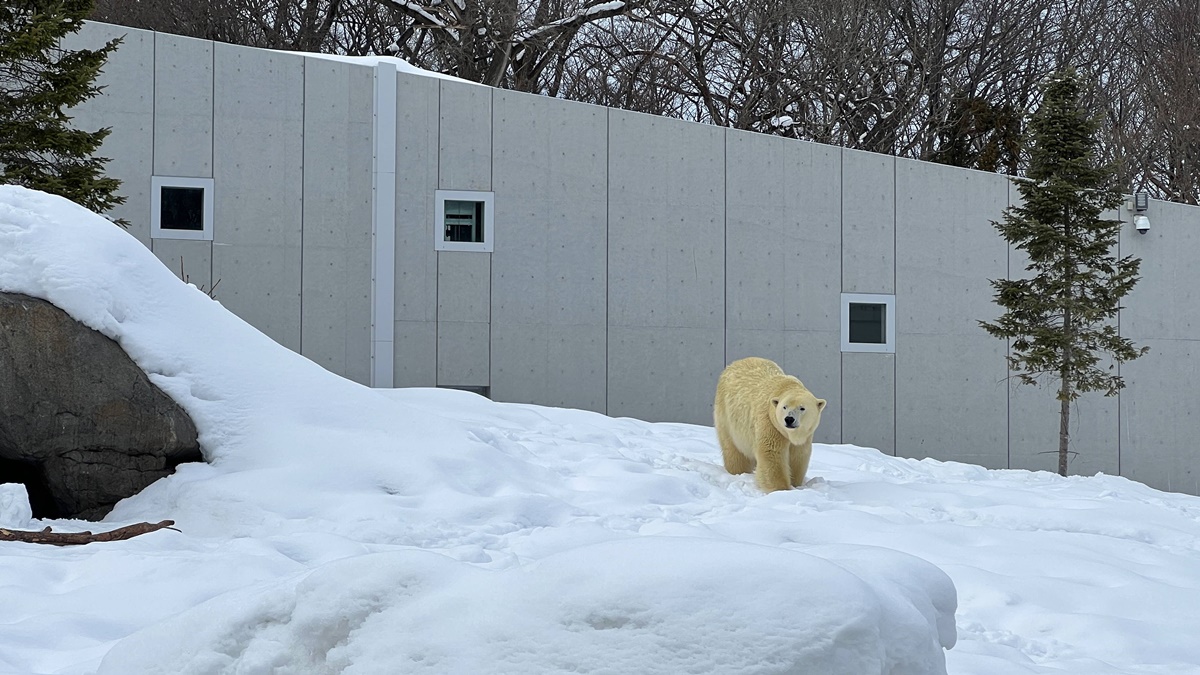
[1,186,1198,674]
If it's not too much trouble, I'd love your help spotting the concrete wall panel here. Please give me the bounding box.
[395,320,437,386]
[1122,200,1200,341]
[724,129,841,441]
[841,353,896,454]
[895,160,1009,466]
[607,111,725,424]
[608,326,724,423]
[393,72,441,387]
[437,251,490,322]
[67,23,154,244]
[1118,199,1200,492]
[900,335,1008,467]
[842,148,895,294]
[438,321,491,387]
[725,130,841,331]
[152,33,213,177]
[438,81,491,191]
[840,148,897,454]
[211,44,305,351]
[492,323,606,410]
[1120,338,1200,493]
[433,80,492,388]
[300,59,374,384]
[490,91,607,411]
[437,252,490,387]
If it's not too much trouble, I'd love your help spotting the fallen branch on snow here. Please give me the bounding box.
[0,520,178,546]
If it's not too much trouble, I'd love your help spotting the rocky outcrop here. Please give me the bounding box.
[0,292,202,520]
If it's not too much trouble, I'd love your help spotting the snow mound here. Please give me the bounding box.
[99,539,954,675]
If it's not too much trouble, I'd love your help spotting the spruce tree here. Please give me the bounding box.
[0,0,126,224]
[981,68,1147,476]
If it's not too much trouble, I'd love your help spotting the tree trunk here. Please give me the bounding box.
[1058,392,1070,476]
[1059,305,1073,477]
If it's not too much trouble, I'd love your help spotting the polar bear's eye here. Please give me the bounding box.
[798,407,806,413]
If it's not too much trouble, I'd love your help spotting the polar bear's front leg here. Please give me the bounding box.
[754,436,792,492]
[789,440,813,487]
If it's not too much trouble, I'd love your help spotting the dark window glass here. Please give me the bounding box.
[444,200,484,243]
[160,186,205,231]
[849,302,887,344]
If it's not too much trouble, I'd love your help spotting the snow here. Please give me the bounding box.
[286,50,474,84]
[0,485,32,529]
[584,1,626,17]
[1,186,1199,674]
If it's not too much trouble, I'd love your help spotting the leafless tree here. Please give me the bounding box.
[91,0,349,52]
[84,0,1200,201]
[375,0,636,91]
[1129,0,1200,203]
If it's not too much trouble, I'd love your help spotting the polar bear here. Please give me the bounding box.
[713,357,826,492]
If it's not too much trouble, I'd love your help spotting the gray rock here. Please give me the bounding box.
[0,292,202,520]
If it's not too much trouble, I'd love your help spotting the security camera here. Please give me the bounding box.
[1134,214,1150,234]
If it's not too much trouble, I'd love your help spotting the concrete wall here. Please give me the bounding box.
[69,22,1200,495]
[436,81,493,388]
[841,149,897,454]
[1119,198,1200,494]
[300,59,374,385]
[70,23,373,384]
[392,71,440,388]
[725,129,841,442]
[491,91,608,412]
[895,159,1010,468]
[607,111,726,423]
[149,32,215,293]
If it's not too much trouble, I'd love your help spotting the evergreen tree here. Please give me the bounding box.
[0,0,126,224]
[981,68,1147,476]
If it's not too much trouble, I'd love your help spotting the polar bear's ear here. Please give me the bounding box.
[770,398,780,407]
[817,399,827,410]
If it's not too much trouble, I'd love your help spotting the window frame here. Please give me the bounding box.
[151,176,215,241]
[434,190,494,252]
[840,293,896,353]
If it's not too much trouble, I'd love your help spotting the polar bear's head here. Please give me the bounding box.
[770,389,826,440]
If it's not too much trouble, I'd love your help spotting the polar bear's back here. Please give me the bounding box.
[714,357,793,437]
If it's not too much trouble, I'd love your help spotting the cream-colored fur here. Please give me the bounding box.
[713,357,826,492]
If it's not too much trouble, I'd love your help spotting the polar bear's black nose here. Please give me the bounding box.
[784,416,797,428]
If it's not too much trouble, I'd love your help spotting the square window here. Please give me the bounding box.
[849,303,886,344]
[435,190,494,252]
[151,176,214,241]
[841,293,896,353]
[444,199,485,243]
[160,187,205,231]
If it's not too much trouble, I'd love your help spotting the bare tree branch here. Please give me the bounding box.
[0,520,179,546]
